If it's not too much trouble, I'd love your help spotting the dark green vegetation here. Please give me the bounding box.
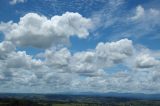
[0,93,160,106]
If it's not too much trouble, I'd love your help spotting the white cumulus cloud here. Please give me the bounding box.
[0,12,93,48]
[135,54,159,69]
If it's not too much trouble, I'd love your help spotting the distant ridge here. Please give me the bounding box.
[0,92,160,100]
[52,92,160,100]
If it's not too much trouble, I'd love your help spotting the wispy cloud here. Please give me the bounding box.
[10,0,26,5]
[91,2,160,41]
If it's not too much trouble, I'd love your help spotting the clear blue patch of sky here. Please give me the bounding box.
[106,64,130,74]
[125,0,151,10]
[0,0,20,22]
[16,47,44,55]
[0,33,4,42]
[136,34,160,50]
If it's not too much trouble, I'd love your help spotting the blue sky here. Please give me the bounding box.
[0,0,160,93]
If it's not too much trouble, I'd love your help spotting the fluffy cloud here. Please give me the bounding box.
[5,51,42,69]
[95,39,133,65]
[135,54,159,69]
[67,39,133,77]
[1,38,133,79]
[44,48,71,67]
[42,48,71,73]
[0,38,160,93]
[0,41,43,85]
[0,41,15,59]
[0,12,93,48]
[70,51,96,75]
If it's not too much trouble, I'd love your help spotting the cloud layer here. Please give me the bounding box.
[0,10,160,93]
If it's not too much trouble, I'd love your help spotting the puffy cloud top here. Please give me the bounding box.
[96,39,133,64]
[135,54,159,69]
[0,12,93,48]
[0,41,15,59]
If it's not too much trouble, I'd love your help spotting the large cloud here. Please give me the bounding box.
[1,38,159,93]
[0,12,93,48]
[68,39,133,77]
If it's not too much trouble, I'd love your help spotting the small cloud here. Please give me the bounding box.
[135,54,159,69]
[10,0,26,5]
[131,5,145,20]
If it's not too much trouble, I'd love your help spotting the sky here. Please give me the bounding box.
[0,0,160,94]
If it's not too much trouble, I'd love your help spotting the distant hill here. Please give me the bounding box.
[64,92,160,100]
[0,92,160,106]
[0,92,160,101]
[87,92,160,100]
